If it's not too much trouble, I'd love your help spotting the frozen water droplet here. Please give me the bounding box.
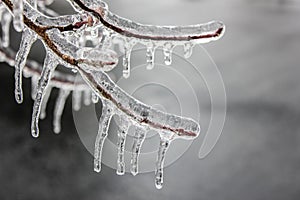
[183,42,194,58]
[163,42,174,65]
[94,100,113,172]
[155,138,170,189]
[13,0,24,32]
[31,53,57,137]
[72,90,82,111]
[146,43,155,70]
[130,126,146,176]
[14,29,36,103]
[53,89,70,134]
[116,116,129,175]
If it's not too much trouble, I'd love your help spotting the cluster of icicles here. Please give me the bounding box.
[0,0,225,189]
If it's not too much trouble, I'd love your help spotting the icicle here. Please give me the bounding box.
[94,100,113,172]
[155,138,170,189]
[72,89,82,111]
[83,89,91,106]
[146,43,155,70]
[13,0,24,32]
[31,53,57,137]
[116,116,129,175]
[92,92,99,104]
[15,29,36,103]
[31,76,38,100]
[122,41,134,78]
[163,42,174,65]
[53,89,70,134]
[130,126,146,176]
[183,42,194,58]
[40,86,52,120]
[1,11,12,48]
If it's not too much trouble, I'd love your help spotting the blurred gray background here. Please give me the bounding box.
[1,0,300,199]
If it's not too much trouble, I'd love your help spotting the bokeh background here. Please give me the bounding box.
[1,0,300,199]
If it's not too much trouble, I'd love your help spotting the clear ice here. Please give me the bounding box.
[94,99,113,173]
[116,115,129,175]
[15,29,36,103]
[13,0,24,32]
[130,126,147,176]
[0,0,225,189]
[53,89,70,134]
[31,52,58,138]
[155,138,170,189]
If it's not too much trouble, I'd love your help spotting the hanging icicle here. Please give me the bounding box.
[116,115,130,175]
[163,42,174,65]
[183,42,194,59]
[130,126,147,176]
[53,89,70,134]
[31,52,58,137]
[31,75,38,100]
[14,29,37,103]
[72,89,82,111]
[146,43,155,70]
[94,99,114,172]
[13,0,24,32]
[40,86,53,120]
[155,138,170,189]
[1,10,12,48]
[83,89,92,106]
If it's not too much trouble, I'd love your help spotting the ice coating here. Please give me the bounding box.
[94,1,225,43]
[77,47,118,72]
[0,0,226,189]
[79,68,201,140]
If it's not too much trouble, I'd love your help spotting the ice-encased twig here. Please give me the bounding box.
[94,99,113,172]
[78,68,200,140]
[31,52,58,137]
[155,138,170,189]
[15,28,37,103]
[53,89,70,134]
[130,126,146,176]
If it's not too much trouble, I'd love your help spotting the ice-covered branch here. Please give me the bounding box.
[0,0,225,189]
